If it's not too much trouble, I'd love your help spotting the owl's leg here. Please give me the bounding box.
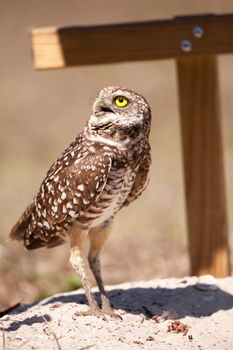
[88,220,120,318]
[69,224,105,317]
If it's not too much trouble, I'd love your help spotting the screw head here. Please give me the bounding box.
[192,26,204,38]
[180,40,192,52]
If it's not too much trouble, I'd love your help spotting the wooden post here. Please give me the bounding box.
[30,14,233,69]
[177,56,231,277]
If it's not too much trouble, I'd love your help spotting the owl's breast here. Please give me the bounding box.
[79,166,136,228]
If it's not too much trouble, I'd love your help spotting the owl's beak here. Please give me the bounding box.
[93,98,114,115]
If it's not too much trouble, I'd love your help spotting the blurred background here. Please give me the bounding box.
[1,0,233,311]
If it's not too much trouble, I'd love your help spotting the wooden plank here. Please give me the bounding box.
[177,56,231,277]
[30,14,233,69]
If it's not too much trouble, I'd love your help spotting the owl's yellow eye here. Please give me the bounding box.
[114,96,129,108]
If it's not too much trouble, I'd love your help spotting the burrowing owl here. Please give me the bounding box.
[10,86,151,317]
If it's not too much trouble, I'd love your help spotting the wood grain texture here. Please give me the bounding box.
[177,56,231,277]
[30,14,233,69]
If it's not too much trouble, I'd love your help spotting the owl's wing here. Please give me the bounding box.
[43,152,112,224]
[10,152,112,249]
[124,151,151,206]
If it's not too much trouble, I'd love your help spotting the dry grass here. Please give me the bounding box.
[41,315,63,350]
[0,323,6,350]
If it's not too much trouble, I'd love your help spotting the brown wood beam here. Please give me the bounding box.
[176,56,231,277]
[30,14,233,69]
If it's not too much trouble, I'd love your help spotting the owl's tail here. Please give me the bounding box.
[9,201,65,250]
[9,201,35,242]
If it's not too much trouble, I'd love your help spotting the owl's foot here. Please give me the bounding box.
[101,306,122,319]
[101,300,123,319]
[76,305,122,319]
[76,306,107,319]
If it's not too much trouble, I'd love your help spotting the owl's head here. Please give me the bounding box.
[88,86,151,139]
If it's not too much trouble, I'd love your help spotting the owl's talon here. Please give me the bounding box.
[75,305,121,320]
[76,307,107,320]
[101,304,123,319]
[103,309,123,320]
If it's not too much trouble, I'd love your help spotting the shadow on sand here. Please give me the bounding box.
[3,282,233,331]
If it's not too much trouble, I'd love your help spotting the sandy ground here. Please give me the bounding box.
[1,275,233,350]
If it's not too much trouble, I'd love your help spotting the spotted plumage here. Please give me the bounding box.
[10,86,152,317]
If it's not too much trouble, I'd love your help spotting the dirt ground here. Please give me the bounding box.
[1,276,233,350]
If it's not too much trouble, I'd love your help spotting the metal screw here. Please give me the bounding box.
[180,40,192,52]
[192,26,204,38]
